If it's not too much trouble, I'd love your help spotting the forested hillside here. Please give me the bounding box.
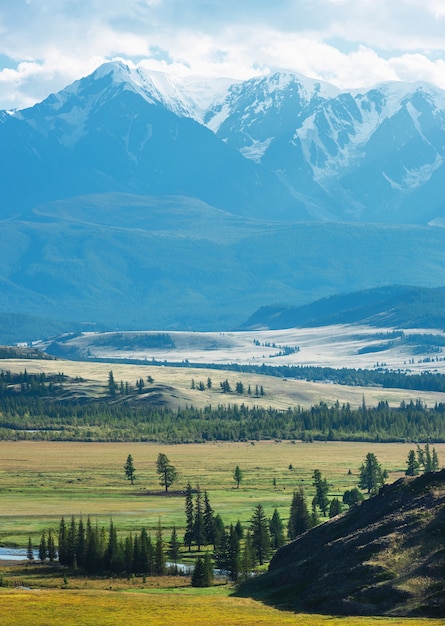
[1,370,445,442]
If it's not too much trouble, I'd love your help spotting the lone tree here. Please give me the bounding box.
[156,453,178,493]
[359,452,386,494]
[233,465,243,489]
[124,454,136,484]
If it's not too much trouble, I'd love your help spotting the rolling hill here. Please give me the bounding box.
[240,470,445,617]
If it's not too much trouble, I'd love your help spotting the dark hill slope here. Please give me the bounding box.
[242,285,445,330]
[240,470,445,617]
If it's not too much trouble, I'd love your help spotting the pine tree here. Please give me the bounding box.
[311,496,320,527]
[250,504,272,565]
[227,524,240,582]
[39,530,47,562]
[203,491,216,547]
[213,514,225,550]
[156,453,178,493]
[124,535,133,574]
[213,527,229,573]
[359,452,385,494]
[234,519,244,541]
[76,517,86,568]
[167,525,181,571]
[240,531,255,580]
[184,483,194,552]
[233,465,243,489]
[288,487,312,540]
[269,508,285,549]
[154,520,166,576]
[67,517,77,568]
[193,486,206,551]
[47,529,57,563]
[107,370,117,397]
[191,553,213,587]
[139,527,154,575]
[313,469,330,516]
[27,535,34,561]
[124,454,136,484]
[405,449,420,476]
[329,497,342,518]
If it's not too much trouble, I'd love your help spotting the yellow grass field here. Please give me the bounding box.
[1,440,444,543]
[1,440,444,624]
[3,357,445,410]
[0,587,443,626]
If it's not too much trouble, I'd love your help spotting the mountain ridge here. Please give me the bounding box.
[241,285,445,330]
[4,61,445,223]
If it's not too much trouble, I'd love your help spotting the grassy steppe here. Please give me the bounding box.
[4,357,445,410]
[1,440,444,545]
[1,440,444,624]
[2,585,443,625]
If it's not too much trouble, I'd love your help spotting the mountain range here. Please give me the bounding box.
[2,62,445,338]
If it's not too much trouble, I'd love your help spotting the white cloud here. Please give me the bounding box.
[0,1,445,109]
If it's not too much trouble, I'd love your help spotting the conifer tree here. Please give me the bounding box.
[124,454,136,484]
[76,517,86,569]
[27,534,34,561]
[191,553,213,587]
[250,504,272,565]
[156,453,178,492]
[313,469,330,515]
[184,483,194,552]
[47,529,57,563]
[240,531,255,580]
[227,524,241,582]
[154,521,166,576]
[213,527,229,573]
[359,452,385,494]
[288,487,312,540]
[167,525,181,571]
[405,449,420,476]
[193,486,206,551]
[233,465,243,489]
[39,530,47,562]
[203,491,216,546]
[329,497,342,518]
[269,508,285,549]
[124,535,133,574]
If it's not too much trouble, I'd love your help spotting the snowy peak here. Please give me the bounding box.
[206,71,340,160]
[4,61,445,225]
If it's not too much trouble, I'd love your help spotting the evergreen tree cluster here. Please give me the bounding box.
[405,443,440,476]
[54,516,169,576]
[2,385,445,443]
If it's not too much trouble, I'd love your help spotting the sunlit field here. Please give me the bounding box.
[1,440,444,545]
[1,439,444,623]
[2,585,443,626]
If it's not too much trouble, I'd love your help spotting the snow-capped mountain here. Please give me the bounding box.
[1,61,303,220]
[2,60,445,223]
[3,62,445,334]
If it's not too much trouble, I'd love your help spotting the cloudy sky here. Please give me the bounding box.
[1,0,445,110]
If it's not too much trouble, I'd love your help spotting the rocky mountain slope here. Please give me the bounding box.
[241,470,445,617]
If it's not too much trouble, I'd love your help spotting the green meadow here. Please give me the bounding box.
[1,438,444,624]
